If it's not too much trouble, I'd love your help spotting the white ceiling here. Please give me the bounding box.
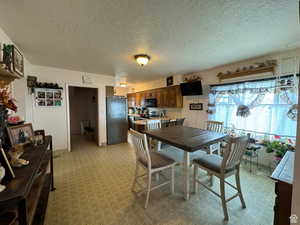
[0,0,299,82]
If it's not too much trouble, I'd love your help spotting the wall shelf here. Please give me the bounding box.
[217,65,276,81]
[0,64,20,87]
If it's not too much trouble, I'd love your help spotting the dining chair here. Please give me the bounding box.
[161,119,170,128]
[175,118,185,126]
[129,129,176,208]
[80,120,94,139]
[205,120,224,155]
[146,120,161,151]
[192,135,249,221]
[146,120,161,130]
[168,119,176,127]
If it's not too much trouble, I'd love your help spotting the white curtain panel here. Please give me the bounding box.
[209,78,298,137]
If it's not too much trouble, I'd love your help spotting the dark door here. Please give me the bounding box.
[106,96,128,144]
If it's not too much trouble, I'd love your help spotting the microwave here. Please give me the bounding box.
[144,98,157,107]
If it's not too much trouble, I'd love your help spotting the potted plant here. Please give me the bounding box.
[264,140,292,162]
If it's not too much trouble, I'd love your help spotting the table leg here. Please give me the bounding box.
[50,137,56,191]
[183,151,190,200]
[18,199,28,225]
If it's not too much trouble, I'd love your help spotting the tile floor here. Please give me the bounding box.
[45,135,275,225]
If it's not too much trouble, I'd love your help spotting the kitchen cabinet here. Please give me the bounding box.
[127,85,183,108]
[127,93,136,107]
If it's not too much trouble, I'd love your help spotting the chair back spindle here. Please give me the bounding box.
[129,129,151,169]
[206,120,224,133]
[146,120,161,130]
[222,135,249,171]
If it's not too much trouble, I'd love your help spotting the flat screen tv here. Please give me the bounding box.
[180,81,203,96]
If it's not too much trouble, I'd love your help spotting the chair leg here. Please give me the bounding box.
[209,174,214,187]
[220,178,229,221]
[171,165,175,194]
[155,173,160,182]
[235,167,246,208]
[193,164,198,194]
[145,171,152,209]
[132,163,139,192]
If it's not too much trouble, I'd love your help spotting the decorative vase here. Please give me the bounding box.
[0,164,6,192]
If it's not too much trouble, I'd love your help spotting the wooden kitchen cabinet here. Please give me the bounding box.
[127,93,136,107]
[128,85,183,108]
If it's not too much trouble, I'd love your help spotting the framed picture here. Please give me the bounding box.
[166,76,173,86]
[54,90,62,99]
[190,103,203,110]
[54,100,62,106]
[37,91,45,99]
[0,148,15,180]
[12,45,24,76]
[37,99,45,106]
[7,123,34,146]
[46,99,53,106]
[46,91,53,99]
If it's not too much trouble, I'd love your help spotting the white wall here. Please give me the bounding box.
[132,48,300,129]
[24,65,114,150]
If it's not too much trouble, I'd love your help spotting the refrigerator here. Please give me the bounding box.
[106,96,128,145]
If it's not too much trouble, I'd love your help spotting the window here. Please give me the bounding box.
[208,77,298,137]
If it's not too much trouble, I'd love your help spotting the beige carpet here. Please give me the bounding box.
[45,136,275,225]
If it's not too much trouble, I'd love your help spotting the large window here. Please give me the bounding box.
[208,77,298,137]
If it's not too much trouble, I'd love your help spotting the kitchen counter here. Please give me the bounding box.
[133,117,176,125]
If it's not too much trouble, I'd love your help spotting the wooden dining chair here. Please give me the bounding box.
[205,120,224,155]
[146,120,161,130]
[168,119,176,127]
[146,120,162,151]
[175,118,185,126]
[206,120,224,133]
[192,135,249,221]
[129,129,176,208]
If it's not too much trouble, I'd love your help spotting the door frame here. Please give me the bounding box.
[66,83,99,152]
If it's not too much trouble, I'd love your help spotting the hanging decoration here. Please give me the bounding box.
[231,92,266,117]
[280,90,298,121]
[287,104,298,121]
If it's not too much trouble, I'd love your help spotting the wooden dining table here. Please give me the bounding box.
[145,126,228,200]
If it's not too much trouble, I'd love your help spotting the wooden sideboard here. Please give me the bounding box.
[127,85,183,108]
[0,136,55,225]
[271,151,294,225]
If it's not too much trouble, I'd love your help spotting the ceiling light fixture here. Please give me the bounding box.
[119,82,127,87]
[134,54,150,66]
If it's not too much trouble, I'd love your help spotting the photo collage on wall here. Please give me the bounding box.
[35,88,62,107]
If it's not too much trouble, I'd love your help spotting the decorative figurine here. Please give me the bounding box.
[0,163,5,192]
[8,144,29,167]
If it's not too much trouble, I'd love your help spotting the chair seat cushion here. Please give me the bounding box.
[139,152,176,169]
[193,154,234,173]
[159,146,206,163]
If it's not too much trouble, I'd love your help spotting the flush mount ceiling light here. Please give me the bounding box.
[134,54,151,66]
[119,82,127,87]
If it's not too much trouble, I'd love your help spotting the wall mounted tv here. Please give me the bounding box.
[180,81,203,96]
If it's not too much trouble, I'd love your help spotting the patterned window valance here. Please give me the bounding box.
[209,75,298,119]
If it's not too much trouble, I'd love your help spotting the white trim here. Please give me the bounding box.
[65,83,100,152]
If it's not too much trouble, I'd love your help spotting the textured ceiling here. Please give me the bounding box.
[0,0,299,82]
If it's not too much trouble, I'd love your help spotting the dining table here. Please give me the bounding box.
[145,126,228,200]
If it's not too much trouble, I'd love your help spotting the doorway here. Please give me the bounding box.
[68,86,98,150]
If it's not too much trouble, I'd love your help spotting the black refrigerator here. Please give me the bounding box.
[106,96,128,145]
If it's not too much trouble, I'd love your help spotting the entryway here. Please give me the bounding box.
[68,86,98,150]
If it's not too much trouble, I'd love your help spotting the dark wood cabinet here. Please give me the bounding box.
[127,85,183,108]
[127,93,136,107]
[0,136,55,225]
[271,151,294,225]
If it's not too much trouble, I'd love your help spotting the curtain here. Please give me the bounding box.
[208,77,298,137]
